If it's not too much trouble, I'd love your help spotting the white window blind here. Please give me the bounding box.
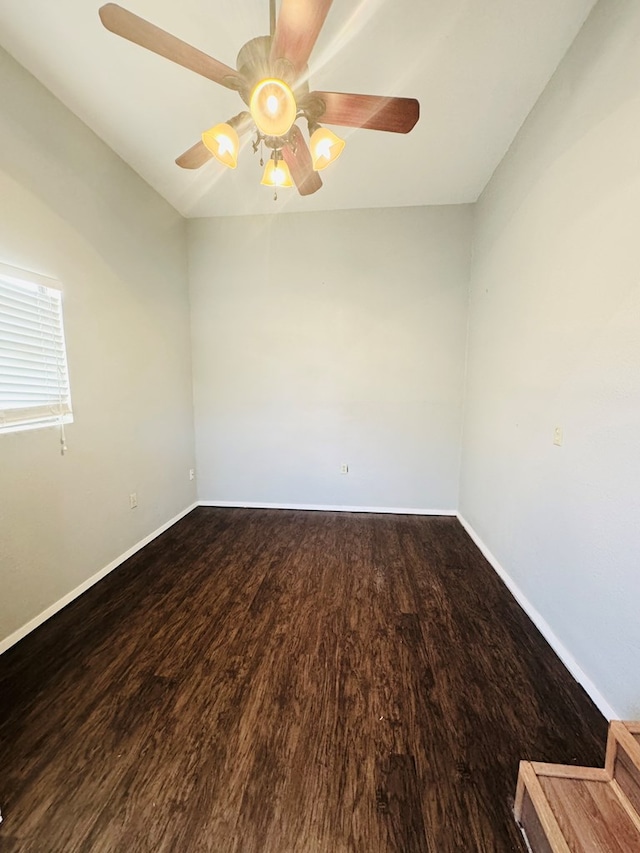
[0,263,73,435]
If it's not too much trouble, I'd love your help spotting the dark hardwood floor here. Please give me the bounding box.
[0,508,607,852]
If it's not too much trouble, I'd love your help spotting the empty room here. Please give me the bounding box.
[1,0,639,850]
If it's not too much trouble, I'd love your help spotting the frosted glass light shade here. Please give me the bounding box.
[202,123,240,168]
[250,79,297,137]
[260,158,294,188]
[310,127,345,171]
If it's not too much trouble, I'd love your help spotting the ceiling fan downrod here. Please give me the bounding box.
[270,0,276,38]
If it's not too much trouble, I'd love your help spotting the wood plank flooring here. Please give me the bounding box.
[0,508,608,852]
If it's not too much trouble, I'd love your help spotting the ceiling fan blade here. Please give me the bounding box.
[311,91,420,133]
[270,0,333,74]
[99,4,238,89]
[282,125,322,196]
[176,141,212,170]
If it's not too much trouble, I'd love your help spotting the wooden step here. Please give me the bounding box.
[606,722,640,817]
[515,761,640,852]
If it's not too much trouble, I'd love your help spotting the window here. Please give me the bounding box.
[0,262,73,435]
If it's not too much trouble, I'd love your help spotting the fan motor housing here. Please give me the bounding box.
[236,35,308,106]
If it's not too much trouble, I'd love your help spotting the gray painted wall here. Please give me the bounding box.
[188,207,472,511]
[460,0,640,718]
[0,48,196,644]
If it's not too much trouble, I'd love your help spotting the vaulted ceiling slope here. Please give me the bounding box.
[0,0,597,218]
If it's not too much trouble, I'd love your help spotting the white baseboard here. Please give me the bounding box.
[0,502,198,657]
[198,500,457,516]
[456,513,620,722]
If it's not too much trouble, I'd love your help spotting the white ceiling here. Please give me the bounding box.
[0,0,596,218]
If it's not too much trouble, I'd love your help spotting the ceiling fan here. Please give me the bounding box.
[99,1,420,197]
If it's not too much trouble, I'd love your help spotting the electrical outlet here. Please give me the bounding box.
[189,468,195,481]
[340,463,349,474]
[129,492,138,509]
[553,427,563,447]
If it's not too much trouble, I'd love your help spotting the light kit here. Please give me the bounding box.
[201,123,240,169]
[260,155,294,188]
